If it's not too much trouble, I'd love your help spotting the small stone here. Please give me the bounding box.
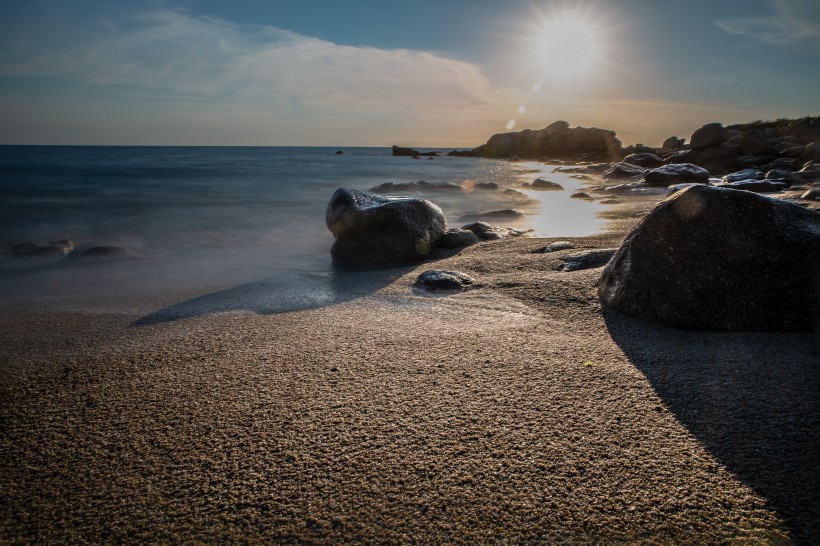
[414,270,476,292]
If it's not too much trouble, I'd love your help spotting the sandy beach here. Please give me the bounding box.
[2,181,818,544]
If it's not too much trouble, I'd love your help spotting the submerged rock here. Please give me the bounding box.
[326,188,446,267]
[599,185,820,331]
[414,270,476,292]
[561,249,618,271]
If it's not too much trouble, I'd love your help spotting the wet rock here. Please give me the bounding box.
[723,169,765,183]
[459,209,526,222]
[335,150,345,155]
[690,122,725,150]
[603,162,647,179]
[561,248,618,271]
[716,180,787,193]
[437,229,481,249]
[461,222,529,240]
[623,152,664,168]
[570,192,594,200]
[370,181,464,193]
[535,241,576,253]
[667,183,710,196]
[800,188,820,200]
[326,188,446,267]
[13,240,74,258]
[643,163,710,186]
[414,270,475,292]
[523,178,564,191]
[599,185,820,331]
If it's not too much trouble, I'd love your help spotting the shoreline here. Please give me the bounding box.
[2,163,819,543]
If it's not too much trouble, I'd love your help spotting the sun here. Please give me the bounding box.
[535,11,600,80]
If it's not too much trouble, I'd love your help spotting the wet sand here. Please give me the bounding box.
[2,186,819,543]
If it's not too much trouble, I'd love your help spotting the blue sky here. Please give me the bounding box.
[1,0,818,146]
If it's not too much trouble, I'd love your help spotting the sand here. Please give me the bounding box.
[2,187,819,544]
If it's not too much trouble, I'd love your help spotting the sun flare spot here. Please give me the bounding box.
[536,11,599,80]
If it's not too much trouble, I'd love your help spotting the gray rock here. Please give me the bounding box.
[643,163,710,186]
[438,229,480,249]
[765,169,803,185]
[623,152,665,168]
[667,183,709,196]
[603,162,647,179]
[459,209,525,222]
[599,185,820,331]
[535,241,576,253]
[716,180,787,193]
[523,178,564,190]
[723,169,765,183]
[690,122,725,150]
[414,270,475,291]
[570,192,594,200]
[326,188,447,267]
[561,248,618,271]
[461,221,503,240]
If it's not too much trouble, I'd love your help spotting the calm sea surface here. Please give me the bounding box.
[0,146,603,305]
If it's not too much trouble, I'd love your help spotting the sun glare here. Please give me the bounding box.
[535,11,600,80]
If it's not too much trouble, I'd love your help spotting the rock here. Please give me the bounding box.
[603,162,647,179]
[391,145,438,157]
[800,188,820,200]
[459,209,526,222]
[561,249,618,271]
[535,241,576,253]
[13,240,73,258]
[599,198,623,205]
[469,122,623,161]
[447,149,473,157]
[623,152,665,168]
[370,181,464,194]
[770,157,795,170]
[70,246,129,259]
[666,150,699,164]
[723,169,765,183]
[662,136,686,149]
[716,180,787,193]
[667,183,709,196]
[414,270,475,292]
[474,182,499,191]
[690,122,725,150]
[326,188,446,267]
[766,169,803,185]
[437,229,481,249]
[461,221,503,241]
[742,129,776,156]
[335,150,345,155]
[643,163,710,187]
[599,185,820,331]
[570,192,594,200]
[523,178,564,190]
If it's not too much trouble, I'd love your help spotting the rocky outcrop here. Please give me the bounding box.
[326,189,447,267]
[466,121,623,161]
[392,145,439,157]
[599,185,820,332]
[437,229,480,249]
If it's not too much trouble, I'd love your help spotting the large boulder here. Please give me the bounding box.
[690,123,725,150]
[599,185,820,331]
[326,189,447,267]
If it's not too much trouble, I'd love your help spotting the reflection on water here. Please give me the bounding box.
[520,167,605,237]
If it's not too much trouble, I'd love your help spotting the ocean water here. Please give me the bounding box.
[0,146,604,306]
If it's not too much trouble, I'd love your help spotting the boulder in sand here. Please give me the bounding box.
[414,270,476,292]
[326,188,446,267]
[437,229,481,249]
[599,185,820,331]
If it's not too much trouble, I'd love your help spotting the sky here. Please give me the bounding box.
[1,0,819,147]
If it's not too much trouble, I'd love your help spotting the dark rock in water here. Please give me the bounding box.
[474,182,499,191]
[623,152,664,168]
[662,136,686,149]
[603,162,647,179]
[462,221,503,240]
[534,241,576,253]
[414,270,475,292]
[690,122,725,150]
[335,150,345,155]
[599,185,820,331]
[437,228,481,249]
[800,188,820,200]
[667,183,709,196]
[459,209,525,222]
[561,249,618,271]
[643,163,710,186]
[326,188,446,267]
[13,240,73,258]
[523,178,564,190]
[370,181,463,194]
[723,169,764,183]
[71,246,129,259]
[570,192,594,200]
[716,180,787,193]
[391,145,438,157]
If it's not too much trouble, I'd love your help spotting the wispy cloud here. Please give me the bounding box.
[715,0,820,52]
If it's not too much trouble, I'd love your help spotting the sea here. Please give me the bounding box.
[0,146,604,312]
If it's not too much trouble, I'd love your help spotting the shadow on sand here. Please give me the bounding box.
[132,265,410,326]
[603,308,820,543]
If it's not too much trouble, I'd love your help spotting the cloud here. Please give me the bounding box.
[0,7,507,145]
[715,0,820,52]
